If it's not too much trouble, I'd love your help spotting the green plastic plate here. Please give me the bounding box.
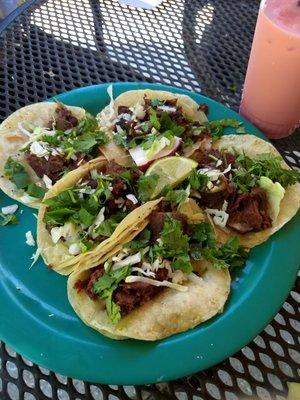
[0,82,299,384]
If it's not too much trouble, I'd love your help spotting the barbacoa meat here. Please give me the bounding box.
[104,160,127,175]
[227,187,272,233]
[191,149,236,170]
[74,265,104,300]
[113,268,169,316]
[54,105,78,130]
[25,152,89,183]
[198,176,236,209]
[25,153,65,182]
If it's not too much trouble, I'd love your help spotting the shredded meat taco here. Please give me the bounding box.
[37,157,162,275]
[68,199,247,340]
[171,134,300,247]
[97,89,210,169]
[0,102,108,207]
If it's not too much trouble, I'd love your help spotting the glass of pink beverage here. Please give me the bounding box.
[239,0,300,139]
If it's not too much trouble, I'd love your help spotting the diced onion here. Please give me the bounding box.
[1,204,18,215]
[126,194,138,204]
[42,174,52,189]
[68,243,81,255]
[205,208,229,228]
[25,231,35,247]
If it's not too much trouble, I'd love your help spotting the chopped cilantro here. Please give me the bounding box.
[137,173,159,202]
[203,236,247,270]
[4,158,46,199]
[113,130,128,148]
[209,119,241,139]
[0,212,18,226]
[235,153,300,188]
[157,214,189,258]
[96,219,118,237]
[163,188,188,206]
[78,207,95,226]
[172,254,192,274]
[4,157,30,189]
[26,183,46,199]
[182,138,194,147]
[124,229,151,251]
[188,169,209,191]
[93,265,132,324]
[151,98,164,107]
[149,108,161,130]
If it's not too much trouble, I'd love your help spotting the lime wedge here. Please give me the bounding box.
[145,156,197,199]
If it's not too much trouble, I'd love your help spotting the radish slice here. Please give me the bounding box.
[129,136,182,169]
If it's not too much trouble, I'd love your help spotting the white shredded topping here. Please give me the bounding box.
[216,159,223,167]
[207,181,214,190]
[25,231,35,246]
[20,194,36,204]
[29,141,50,158]
[130,103,145,119]
[131,267,156,278]
[222,200,228,212]
[107,84,114,116]
[1,204,18,215]
[157,105,177,113]
[118,113,132,122]
[125,276,188,292]
[126,194,138,204]
[93,207,106,229]
[112,251,128,262]
[113,252,142,269]
[206,208,229,228]
[42,174,52,189]
[223,163,232,174]
[50,223,78,244]
[30,248,41,268]
[68,243,81,255]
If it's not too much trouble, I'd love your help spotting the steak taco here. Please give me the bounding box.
[172,134,300,247]
[97,89,209,169]
[37,157,161,275]
[0,102,108,207]
[68,199,246,340]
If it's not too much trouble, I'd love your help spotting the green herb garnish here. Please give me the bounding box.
[93,265,132,324]
[0,212,19,226]
[137,173,159,202]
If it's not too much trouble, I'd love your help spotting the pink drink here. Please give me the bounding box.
[240,0,300,139]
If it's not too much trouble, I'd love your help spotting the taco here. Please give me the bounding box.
[37,157,161,275]
[68,199,246,340]
[0,102,108,207]
[173,134,300,247]
[97,89,209,169]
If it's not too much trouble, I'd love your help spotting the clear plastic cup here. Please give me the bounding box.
[239,0,300,139]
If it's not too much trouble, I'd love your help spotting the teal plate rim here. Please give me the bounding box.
[0,82,299,385]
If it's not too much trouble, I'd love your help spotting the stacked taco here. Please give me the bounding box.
[0,87,299,341]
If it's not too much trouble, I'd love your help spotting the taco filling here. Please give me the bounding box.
[3,104,108,202]
[74,206,247,324]
[174,149,300,233]
[43,161,141,256]
[109,96,213,168]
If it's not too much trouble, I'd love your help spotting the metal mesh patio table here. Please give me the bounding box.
[0,1,299,399]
